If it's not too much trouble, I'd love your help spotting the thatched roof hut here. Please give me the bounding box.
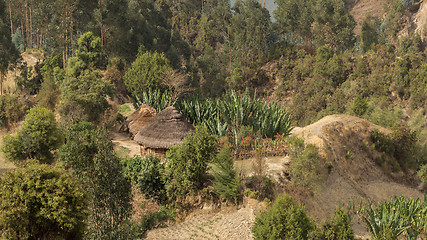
[134,106,194,149]
[126,104,157,136]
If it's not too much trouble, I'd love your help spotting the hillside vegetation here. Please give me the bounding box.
[0,0,426,239]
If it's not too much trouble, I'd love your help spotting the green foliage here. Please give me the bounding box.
[352,95,369,116]
[124,50,172,101]
[212,146,241,204]
[58,122,132,240]
[359,196,427,240]
[0,94,26,129]
[164,125,217,201]
[288,138,326,192]
[134,88,175,112]
[1,107,62,165]
[0,162,88,240]
[252,193,315,240]
[311,208,355,240]
[0,0,20,93]
[418,164,427,183]
[361,15,380,52]
[59,32,113,125]
[371,123,421,171]
[122,155,166,202]
[16,62,43,94]
[178,89,292,138]
[37,74,60,110]
[59,69,113,124]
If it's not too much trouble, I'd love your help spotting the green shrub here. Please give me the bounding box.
[352,95,369,116]
[164,125,217,201]
[288,138,326,192]
[252,193,315,240]
[311,208,355,240]
[212,146,241,204]
[122,155,166,202]
[0,162,88,240]
[0,94,26,129]
[1,107,63,165]
[418,164,427,183]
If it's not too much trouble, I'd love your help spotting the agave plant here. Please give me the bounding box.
[360,196,427,240]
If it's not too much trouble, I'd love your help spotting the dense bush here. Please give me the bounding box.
[0,163,88,240]
[371,123,422,171]
[0,94,26,129]
[252,193,315,240]
[288,138,326,192]
[164,125,217,201]
[311,208,355,240]
[122,155,166,202]
[1,107,63,165]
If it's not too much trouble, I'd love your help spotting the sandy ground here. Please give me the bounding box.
[146,206,256,240]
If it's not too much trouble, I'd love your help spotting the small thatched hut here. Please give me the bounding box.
[126,104,157,136]
[134,106,194,156]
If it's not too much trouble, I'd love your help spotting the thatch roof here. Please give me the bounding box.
[134,106,194,149]
[127,104,157,136]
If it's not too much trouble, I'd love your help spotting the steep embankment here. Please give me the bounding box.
[292,114,424,238]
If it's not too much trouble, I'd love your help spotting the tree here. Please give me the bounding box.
[312,0,356,51]
[58,122,132,240]
[361,15,379,52]
[1,107,62,165]
[0,0,20,95]
[212,145,241,204]
[124,49,172,101]
[59,32,113,124]
[0,162,88,240]
[230,0,271,67]
[252,193,315,239]
[273,0,313,41]
[164,125,217,200]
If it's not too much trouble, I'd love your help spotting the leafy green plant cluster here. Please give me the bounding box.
[288,138,327,193]
[122,155,166,202]
[370,123,424,171]
[134,88,175,112]
[0,162,88,240]
[163,125,217,201]
[179,89,292,139]
[0,94,26,129]
[358,196,427,240]
[1,107,63,165]
[252,193,316,240]
[310,208,356,240]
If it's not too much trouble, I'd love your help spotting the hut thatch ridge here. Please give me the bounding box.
[134,106,194,149]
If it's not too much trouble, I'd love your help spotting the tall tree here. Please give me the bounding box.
[0,0,20,95]
[59,122,132,240]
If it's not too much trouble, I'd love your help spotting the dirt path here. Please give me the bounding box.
[111,132,141,158]
[146,206,256,240]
